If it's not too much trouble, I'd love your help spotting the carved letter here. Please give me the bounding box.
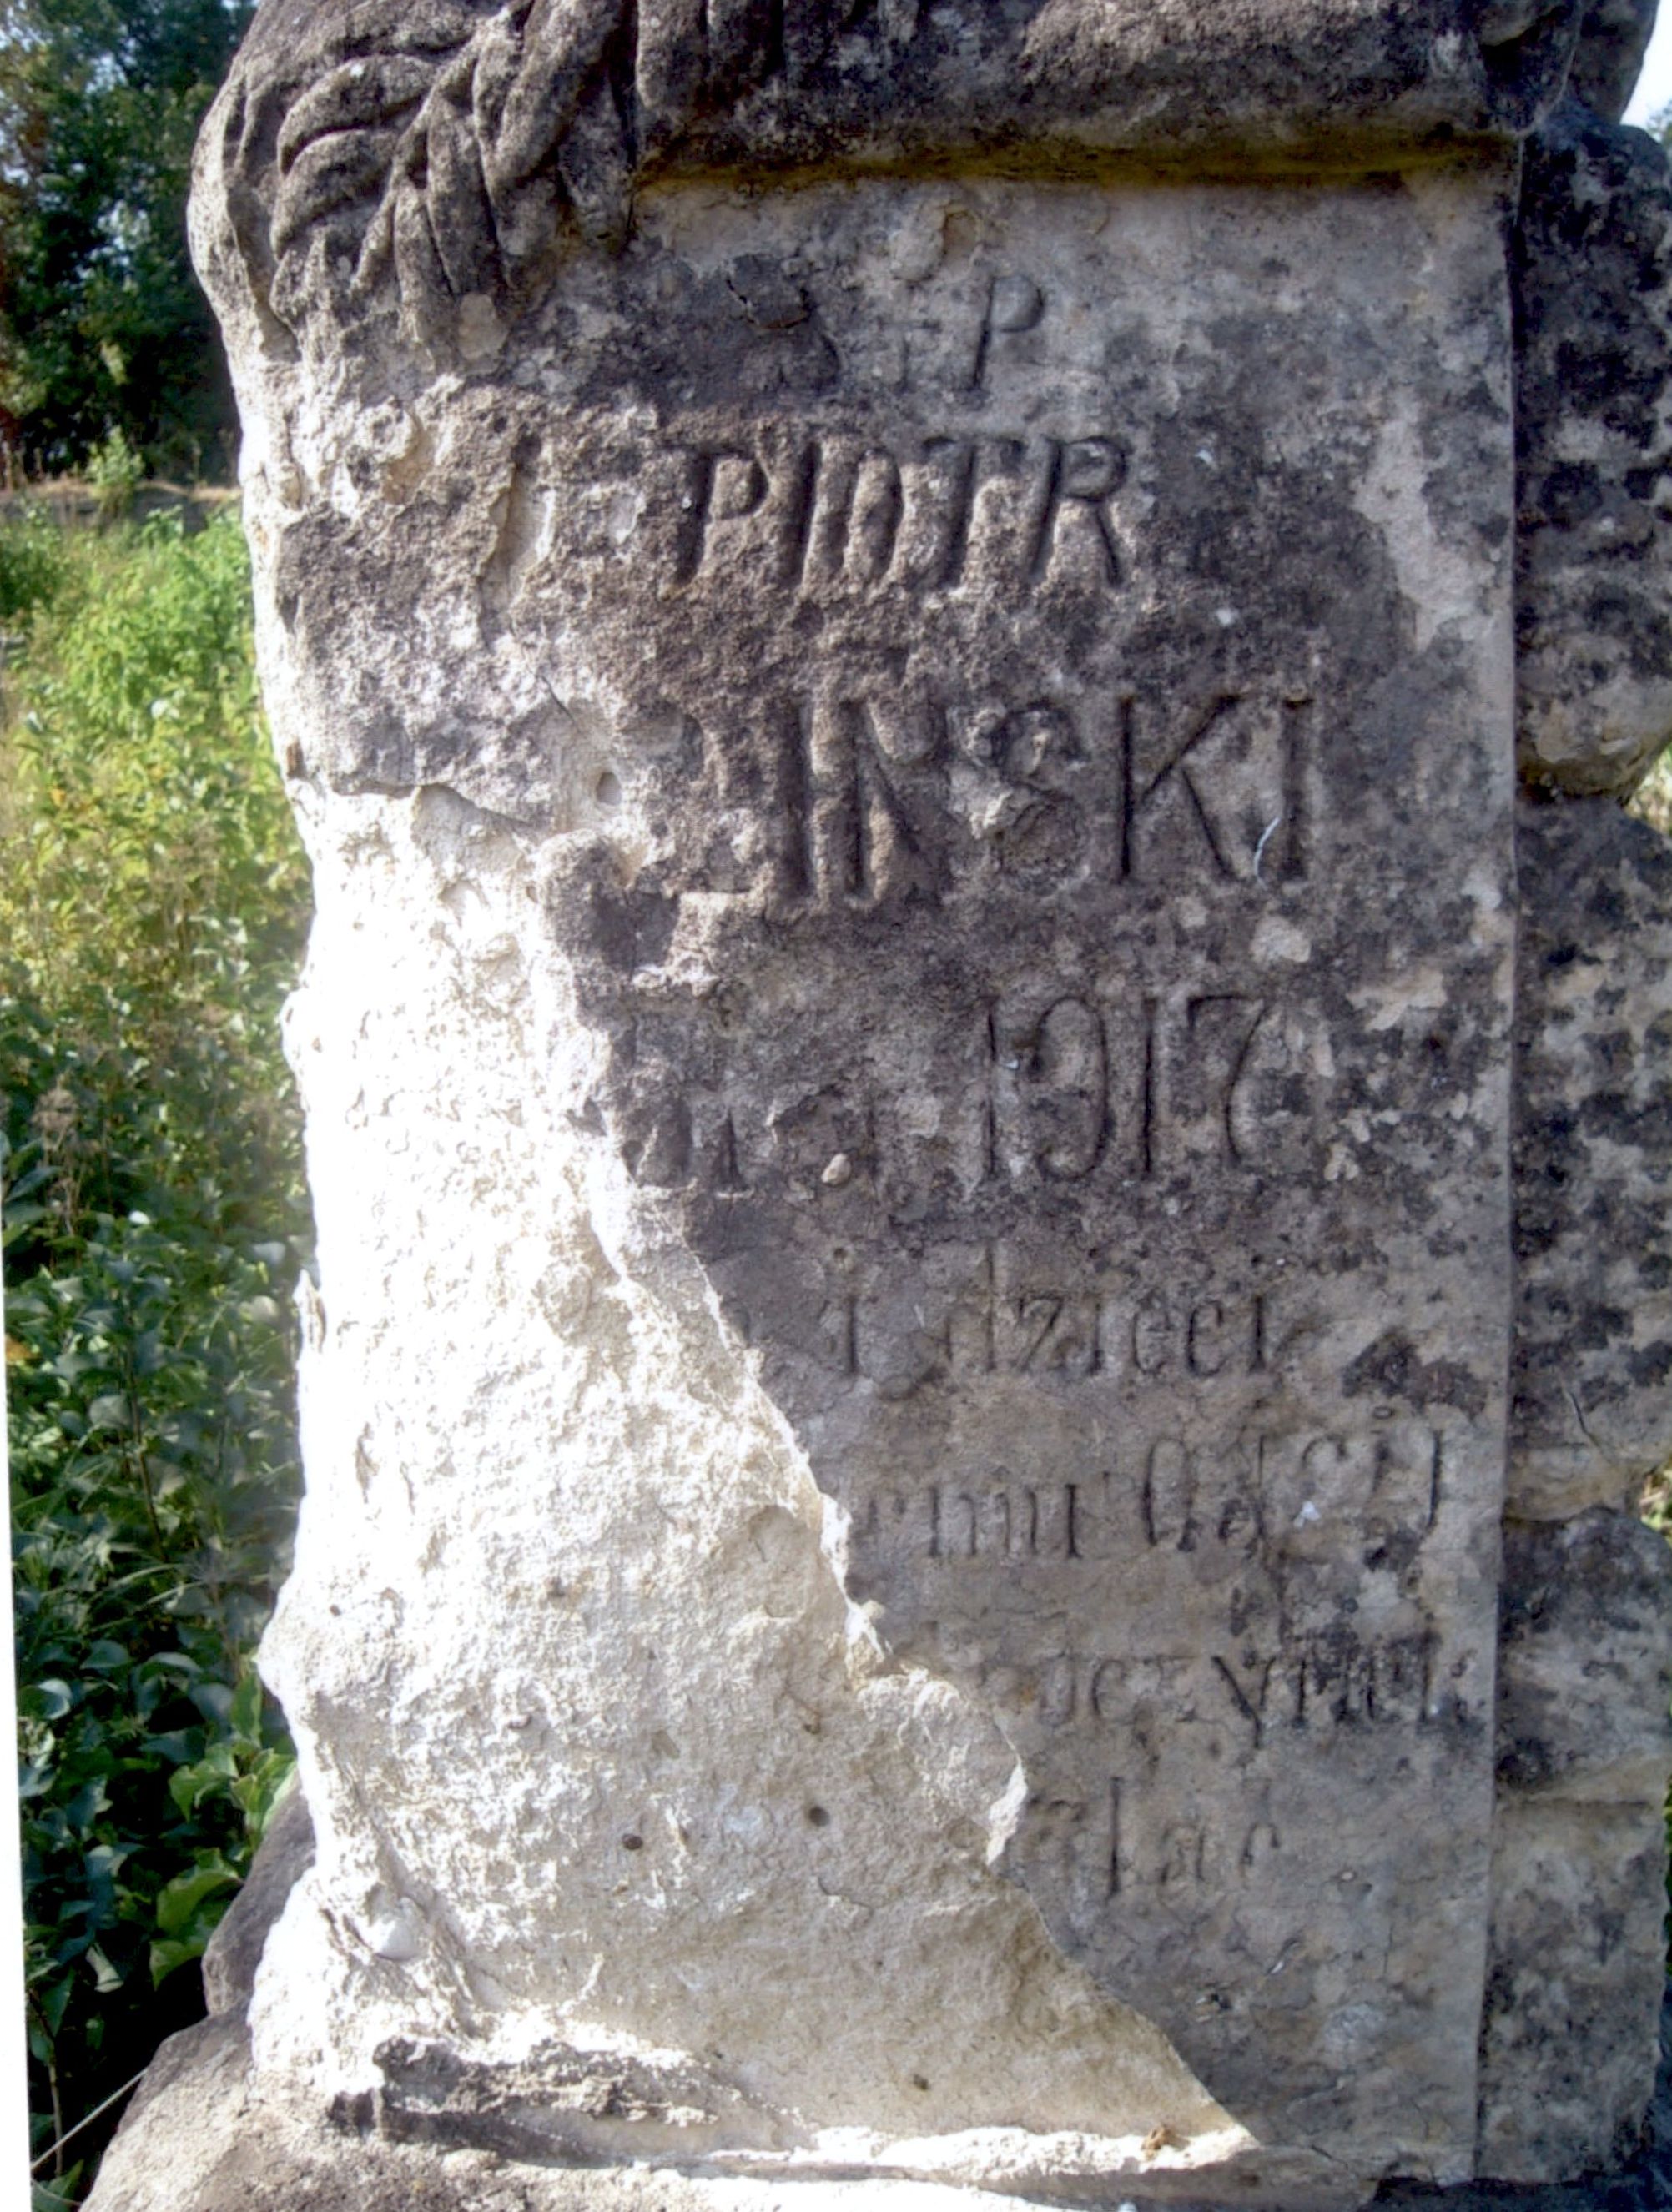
[674,446,768,584]
[972,273,1045,388]
[1029,436,1126,586]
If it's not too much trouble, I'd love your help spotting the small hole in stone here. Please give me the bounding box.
[621,1832,644,1852]
[596,770,622,807]
[806,1804,830,1827]
[911,2074,929,2092]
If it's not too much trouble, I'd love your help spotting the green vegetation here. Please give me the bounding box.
[0,507,311,2204]
[0,0,254,478]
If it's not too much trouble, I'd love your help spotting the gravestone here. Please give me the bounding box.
[88,4,1672,2208]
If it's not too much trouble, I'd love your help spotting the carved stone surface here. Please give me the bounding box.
[99,4,1672,2209]
[211,0,1586,347]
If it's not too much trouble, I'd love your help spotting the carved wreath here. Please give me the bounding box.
[219,0,1579,340]
[224,0,919,339]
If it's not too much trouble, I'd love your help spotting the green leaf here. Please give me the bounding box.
[233,1752,296,1840]
[62,1778,110,1832]
[229,1667,263,1741]
[154,1854,238,1940]
[143,1728,197,1765]
[148,1934,207,1988]
[31,1973,73,2036]
[29,1679,73,1721]
[3,509,307,2167]
[34,2164,84,2211]
[189,1679,234,1726]
[167,1745,235,1817]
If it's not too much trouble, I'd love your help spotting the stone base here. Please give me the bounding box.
[86,1794,1672,2212]
[87,2003,1358,2212]
[83,1996,1672,2212]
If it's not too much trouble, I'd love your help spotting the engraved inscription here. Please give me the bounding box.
[668,431,1131,598]
[1010,1778,1294,1908]
[987,988,1297,1183]
[668,680,1313,912]
[1210,1627,1440,1747]
[616,975,1328,1219]
[971,1631,1444,1751]
[852,1422,1448,1566]
[1122,695,1311,886]
[806,1256,1317,1392]
[971,274,1046,389]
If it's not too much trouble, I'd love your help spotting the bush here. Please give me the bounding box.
[0,510,67,628]
[1,509,310,2202]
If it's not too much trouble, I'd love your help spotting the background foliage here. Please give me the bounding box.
[0,0,254,479]
[0,508,311,2204]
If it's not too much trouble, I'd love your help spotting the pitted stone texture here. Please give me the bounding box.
[1477,1507,1672,2177]
[190,144,1526,2197]
[1486,822,1672,2178]
[178,0,1672,2197]
[1514,101,1672,797]
[1478,795,1672,2176]
[1508,797,1672,1516]
[1568,0,1659,123]
[1476,1799,1669,2181]
[1495,1511,1672,1807]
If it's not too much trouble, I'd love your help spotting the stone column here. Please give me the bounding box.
[87,4,1672,2207]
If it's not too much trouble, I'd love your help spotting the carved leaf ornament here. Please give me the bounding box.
[218,0,1580,343]
[224,0,905,340]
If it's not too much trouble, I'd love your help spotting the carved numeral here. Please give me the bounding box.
[987,988,1282,1181]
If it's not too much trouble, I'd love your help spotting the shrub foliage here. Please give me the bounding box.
[1,509,310,2203]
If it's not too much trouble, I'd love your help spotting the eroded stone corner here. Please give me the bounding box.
[1478,796,1672,2178]
[1514,89,1672,799]
[1481,35,1672,2151]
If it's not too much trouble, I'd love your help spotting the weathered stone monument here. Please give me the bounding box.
[89,3,1672,2206]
